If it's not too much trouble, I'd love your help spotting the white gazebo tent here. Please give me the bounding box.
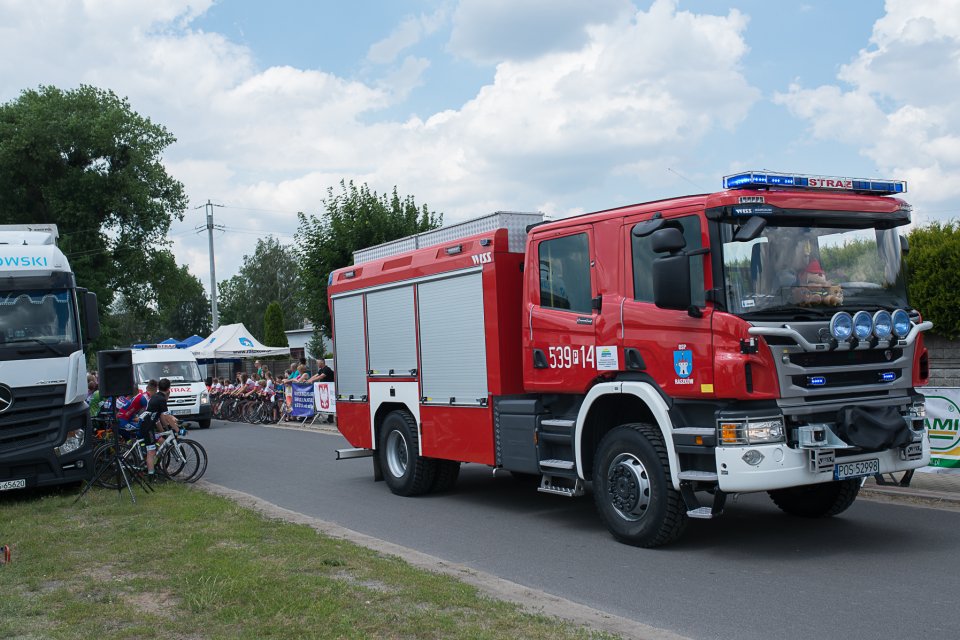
[189,323,290,359]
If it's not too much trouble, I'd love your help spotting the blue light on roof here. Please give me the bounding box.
[723,171,907,195]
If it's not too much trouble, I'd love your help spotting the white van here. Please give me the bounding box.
[131,347,211,428]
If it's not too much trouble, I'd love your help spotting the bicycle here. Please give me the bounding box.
[92,426,208,488]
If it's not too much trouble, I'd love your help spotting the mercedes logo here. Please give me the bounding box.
[0,384,13,414]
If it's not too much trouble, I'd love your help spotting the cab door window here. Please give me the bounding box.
[539,233,591,313]
[632,216,705,305]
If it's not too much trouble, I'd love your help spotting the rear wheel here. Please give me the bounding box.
[768,479,861,518]
[430,460,461,493]
[378,410,435,496]
[592,424,688,548]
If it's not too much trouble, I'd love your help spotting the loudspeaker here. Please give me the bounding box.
[97,349,136,397]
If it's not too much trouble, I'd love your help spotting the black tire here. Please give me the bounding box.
[592,424,688,548]
[197,419,211,429]
[430,460,461,493]
[91,443,121,489]
[378,410,435,496]
[159,439,208,483]
[768,479,861,518]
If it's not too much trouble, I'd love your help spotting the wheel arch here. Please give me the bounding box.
[372,401,418,451]
[575,381,680,488]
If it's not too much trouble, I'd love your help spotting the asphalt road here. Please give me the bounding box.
[193,420,959,640]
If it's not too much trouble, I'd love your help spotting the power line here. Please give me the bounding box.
[195,200,224,331]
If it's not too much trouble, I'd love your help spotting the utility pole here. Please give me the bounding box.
[196,200,224,330]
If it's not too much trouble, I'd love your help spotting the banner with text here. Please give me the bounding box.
[314,382,336,414]
[919,387,960,469]
[291,383,315,418]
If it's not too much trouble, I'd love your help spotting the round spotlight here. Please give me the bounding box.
[873,310,893,339]
[853,311,873,340]
[830,312,853,341]
[892,309,911,338]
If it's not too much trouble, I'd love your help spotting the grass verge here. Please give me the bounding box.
[0,483,616,640]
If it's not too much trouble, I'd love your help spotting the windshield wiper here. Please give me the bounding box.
[5,337,68,356]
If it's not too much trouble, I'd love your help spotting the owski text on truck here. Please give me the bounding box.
[328,171,931,547]
[0,224,100,492]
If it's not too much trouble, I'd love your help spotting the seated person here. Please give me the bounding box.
[793,259,843,306]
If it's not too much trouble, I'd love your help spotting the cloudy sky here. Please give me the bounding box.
[2,0,959,293]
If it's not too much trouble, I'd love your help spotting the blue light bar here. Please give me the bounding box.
[723,171,907,195]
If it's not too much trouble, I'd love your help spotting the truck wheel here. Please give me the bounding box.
[768,479,861,517]
[378,410,435,496]
[430,460,461,493]
[592,424,688,548]
[197,419,211,429]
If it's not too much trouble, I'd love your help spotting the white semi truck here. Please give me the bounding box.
[0,224,100,491]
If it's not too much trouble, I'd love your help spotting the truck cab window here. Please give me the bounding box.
[538,233,591,313]
[632,216,705,305]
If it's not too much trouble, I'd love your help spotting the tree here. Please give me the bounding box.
[106,250,210,346]
[296,181,442,336]
[217,237,303,341]
[0,85,187,348]
[263,301,288,347]
[907,222,960,339]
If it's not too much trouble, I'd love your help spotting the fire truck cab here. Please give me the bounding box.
[329,172,931,547]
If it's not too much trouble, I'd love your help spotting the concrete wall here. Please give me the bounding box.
[926,334,960,387]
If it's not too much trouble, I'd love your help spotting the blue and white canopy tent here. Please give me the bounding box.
[189,323,289,359]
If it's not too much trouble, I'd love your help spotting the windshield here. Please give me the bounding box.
[135,360,203,384]
[721,219,908,317]
[0,290,78,345]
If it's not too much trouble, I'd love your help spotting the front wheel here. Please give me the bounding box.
[592,424,688,548]
[768,479,860,518]
[197,419,211,429]
[378,410,435,496]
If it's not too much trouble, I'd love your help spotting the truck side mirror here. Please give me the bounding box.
[900,235,909,255]
[650,228,692,310]
[83,291,100,342]
[734,216,767,242]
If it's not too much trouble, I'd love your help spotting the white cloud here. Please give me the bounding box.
[1,0,759,286]
[448,0,633,63]
[367,9,447,64]
[775,0,960,211]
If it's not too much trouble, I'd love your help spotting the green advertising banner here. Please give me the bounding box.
[919,388,960,469]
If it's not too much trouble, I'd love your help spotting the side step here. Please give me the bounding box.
[538,474,585,497]
[678,469,723,519]
[540,459,575,470]
[336,448,373,460]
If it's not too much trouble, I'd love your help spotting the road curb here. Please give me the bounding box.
[195,480,690,640]
[859,486,960,510]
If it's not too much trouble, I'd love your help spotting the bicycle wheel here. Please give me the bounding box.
[158,439,206,482]
[92,442,121,489]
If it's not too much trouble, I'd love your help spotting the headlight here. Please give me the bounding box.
[718,418,785,445]
[200,391,209,405]
[852,311,873,340]
[830,312,853,341]
[54,429,85,457]
[873,310,892,339]
[892,309,911,338]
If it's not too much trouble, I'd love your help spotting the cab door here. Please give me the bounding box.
[524,225,600,393]
[620,210,715,399]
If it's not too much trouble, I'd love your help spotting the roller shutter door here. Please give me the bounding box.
[418,272,487,404]
[366,285,417,376]
[332,295,367,398]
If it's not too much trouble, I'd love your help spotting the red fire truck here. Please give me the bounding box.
[329,172,931,547]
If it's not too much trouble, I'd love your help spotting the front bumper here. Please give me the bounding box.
[0,402,94,489]
[715,435,930,493]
